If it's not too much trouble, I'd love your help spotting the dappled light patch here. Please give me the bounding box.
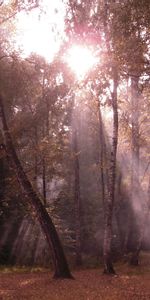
[19,278,36,286]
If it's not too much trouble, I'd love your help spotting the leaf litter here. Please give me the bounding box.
[0,268,150,299]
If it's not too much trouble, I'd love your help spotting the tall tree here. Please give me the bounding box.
[102,0,119,274]
[65,0,119,273]
[72,117,82,266]
[103,67,118,274]
[0,94,73,279]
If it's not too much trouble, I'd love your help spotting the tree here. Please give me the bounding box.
[71,96,82,266]
[0,94,73,279]
[95,0,119,274]
[64,0,150,272]
[112,0,150,264]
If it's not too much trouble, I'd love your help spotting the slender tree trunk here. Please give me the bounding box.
[115,173,125,252]
[130,180,150,265]
[102,0,118,274]
[42,157,47,206]
[41,122,47,206]
[42,96,50,206]
[130,76,140,266]
[97,100,105,205]
[103,67,118,274]
[0,94,73,279]
[33,126,38,190]
[40,73,50,207]
[73,128,82,266]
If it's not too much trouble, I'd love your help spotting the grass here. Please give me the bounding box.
[1,251,150,274]
[0,265,49,274]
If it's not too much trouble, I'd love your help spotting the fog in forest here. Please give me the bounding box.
[0,0,150,276]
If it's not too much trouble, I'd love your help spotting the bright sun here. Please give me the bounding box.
[14,1,97,77]
[67,45,97,80]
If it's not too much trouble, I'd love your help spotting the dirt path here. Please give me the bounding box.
[0,269,150,299]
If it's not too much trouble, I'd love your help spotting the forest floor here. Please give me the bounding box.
[0,262,150,300]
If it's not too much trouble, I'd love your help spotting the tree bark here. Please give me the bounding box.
[73,128,82,266]
[42,157,47,206]
[102,0,118,274]
[103,67,118,275]
[97,100,105,206]
[0,94,73,279]
[42,95,50,206]
[130,76,140,266]
[0,155,5,200]
[130,177,150,266]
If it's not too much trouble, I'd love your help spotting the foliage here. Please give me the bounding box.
[0,0,150,268]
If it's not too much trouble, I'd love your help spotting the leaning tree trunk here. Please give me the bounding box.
[103,67,118,275]
[0,94,73,279]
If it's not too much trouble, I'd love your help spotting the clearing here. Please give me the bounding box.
[0,263,150,299]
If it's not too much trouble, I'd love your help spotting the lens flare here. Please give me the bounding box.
[67,45,97,80]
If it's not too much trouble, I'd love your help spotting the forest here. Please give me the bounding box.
[0,0,150,299]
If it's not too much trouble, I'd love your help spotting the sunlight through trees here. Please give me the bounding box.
[0,0,150,282]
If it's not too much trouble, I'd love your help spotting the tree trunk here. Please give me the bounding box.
[0,94,73,279]
[130,177,150,265]
[102,0,118,274]
[103,68,118,275]
[73,128,82,266]
[42,95,50,206]
[115,173,125,252]
[130,76,140,266]
[0,155,5,201]
[33,126,38,190]
[42,157,47,206]
[97,100,105,206]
